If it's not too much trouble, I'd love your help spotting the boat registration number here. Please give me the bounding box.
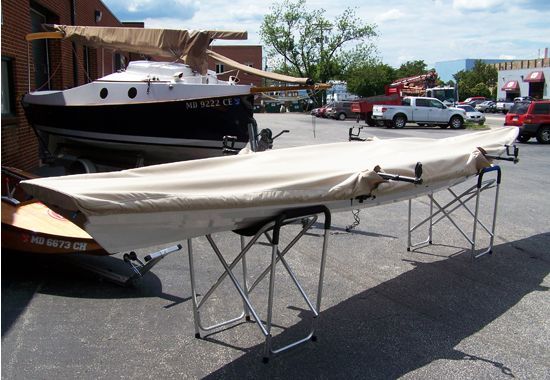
[185,97,240,110]
[22,233,88,251]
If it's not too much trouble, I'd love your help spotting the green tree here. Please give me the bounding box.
[260,0,377,102]
[394,60,428,79]
[453,60,497,100]
[345,59,395,97]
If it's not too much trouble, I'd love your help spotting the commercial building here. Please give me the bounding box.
[435,58,513,83]
[494,59,549,100]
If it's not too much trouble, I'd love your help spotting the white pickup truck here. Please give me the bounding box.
[372,97,467,129]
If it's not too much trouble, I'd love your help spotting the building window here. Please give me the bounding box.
[114,53,126,71]
[215,63,224,74]
[1,57,15,118]
[30,7,51,90]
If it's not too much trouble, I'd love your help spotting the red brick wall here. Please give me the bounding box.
[1,0,130,171]
[209,45,263,87]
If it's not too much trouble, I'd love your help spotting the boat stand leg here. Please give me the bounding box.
[185,206,331,362]
[188,233,264,338]
[262,207,331,362]
[407,166,502,259]
[472,167,501,259]
[241,236,251,321]
[187,239,202,338]
[263,240,278,362]
[408,194,434,251]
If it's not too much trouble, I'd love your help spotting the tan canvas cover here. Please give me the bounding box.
[44,24,247,74]
[207,50,313,85]
[22,128,518,219]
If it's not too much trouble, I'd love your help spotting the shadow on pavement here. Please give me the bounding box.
[202,232,549,379]
[1,250,189,337]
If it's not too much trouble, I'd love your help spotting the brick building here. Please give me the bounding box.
[209,45,263,87]
[1,1,264,171]
[1,0,134,171]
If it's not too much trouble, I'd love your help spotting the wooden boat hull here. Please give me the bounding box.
[2,200,108,255]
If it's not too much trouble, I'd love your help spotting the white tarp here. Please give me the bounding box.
[21,128,519,252]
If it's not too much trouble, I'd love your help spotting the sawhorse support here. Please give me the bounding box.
[407,166,502,259]
[186,205,331,362]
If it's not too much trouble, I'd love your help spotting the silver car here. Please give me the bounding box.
[475,101,496,113]
[457,105,486,125]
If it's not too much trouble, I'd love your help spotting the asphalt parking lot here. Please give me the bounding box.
[2,112,549,379]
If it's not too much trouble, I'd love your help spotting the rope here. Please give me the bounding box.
[35,59,63,91]
[71,43,92,83]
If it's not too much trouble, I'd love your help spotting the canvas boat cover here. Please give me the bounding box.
[43,24,247,75]
[22,128,517,222]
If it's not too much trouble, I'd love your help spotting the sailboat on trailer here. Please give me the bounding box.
[22,24,318,166]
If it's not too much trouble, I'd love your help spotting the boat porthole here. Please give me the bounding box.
[100,88,108,99]
[128,87,137,99]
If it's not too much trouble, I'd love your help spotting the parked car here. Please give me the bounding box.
[372,96,466,129]
[465,99,487,108]
[456,104,486,125]
[326,101,355,120]
[496,99,514,114]
[475,100,496,113]
[458,96,486,105]
[311,107,322,116]
[514,96,534,102]
[504,101,531,128]
[507,100,550,144]
[311,104,330,118]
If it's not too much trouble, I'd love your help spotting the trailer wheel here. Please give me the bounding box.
[392,114,407,129]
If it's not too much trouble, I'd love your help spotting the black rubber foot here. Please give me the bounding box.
[195,333,201,339]
[262,357,269,364]
[311,335,318,342]
[245,316,251,321]
[429,240,433,244]
[406,248,410,252]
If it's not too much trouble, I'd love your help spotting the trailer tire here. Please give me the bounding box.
[392,114,407,129]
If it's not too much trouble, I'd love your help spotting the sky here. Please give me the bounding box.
[102,0,550,68]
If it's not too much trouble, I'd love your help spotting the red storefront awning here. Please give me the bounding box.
[523,71,545,83]
[502,80,519,91]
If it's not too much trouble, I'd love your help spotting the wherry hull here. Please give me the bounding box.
[20,128,519,254]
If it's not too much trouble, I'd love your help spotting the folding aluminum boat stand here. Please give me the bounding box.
[407,166,502,259]
[186,206,331,362]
